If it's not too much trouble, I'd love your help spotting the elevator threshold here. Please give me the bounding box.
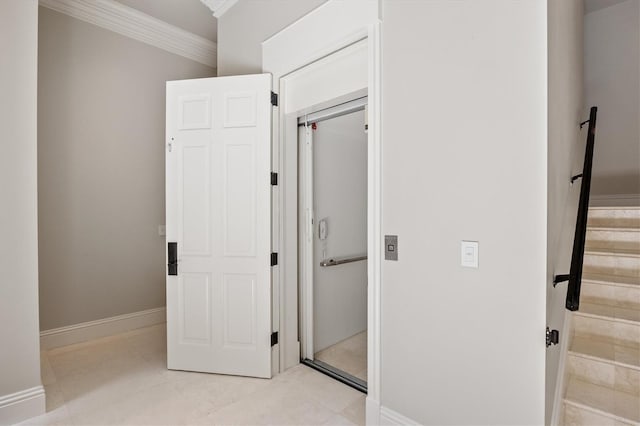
[301,359,367,394]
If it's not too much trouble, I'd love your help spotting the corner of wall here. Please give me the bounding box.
[0,1,45,424]
[545,0,585,423]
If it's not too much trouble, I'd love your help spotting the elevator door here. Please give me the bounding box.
[300,104,368,389]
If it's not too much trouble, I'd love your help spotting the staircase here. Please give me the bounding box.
[563,207,640,426]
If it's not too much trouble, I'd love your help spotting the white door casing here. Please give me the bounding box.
[262,1,381,422]
[272,38,370,372]
[166,74,273,378]
[299,123,314,360]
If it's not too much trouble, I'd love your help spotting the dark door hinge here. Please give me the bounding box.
[271,331,279,346]
[271,172,278,186]
[271,91,278,107]
[271,252,278,266]
[546,327,559,347]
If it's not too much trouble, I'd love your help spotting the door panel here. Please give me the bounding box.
[179,273,211,344]
[223,140,257,257]
[223,273,256,348]
[179,94,211,130]
[181,145,211,255]
[166,74,272,378]
[224,93,257,127]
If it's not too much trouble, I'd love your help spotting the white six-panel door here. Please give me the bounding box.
[166,74,272,378]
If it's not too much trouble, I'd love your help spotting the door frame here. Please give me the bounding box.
[261,2,382,423]
[299,122,313,362]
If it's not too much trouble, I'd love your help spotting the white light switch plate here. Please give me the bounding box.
[461,241,479,268]
[158,225,166,236]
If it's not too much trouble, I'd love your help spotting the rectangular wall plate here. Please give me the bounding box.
[385,235,398,261]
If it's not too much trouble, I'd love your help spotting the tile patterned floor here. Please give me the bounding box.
[314,333,367,382]
[21,324,365,426]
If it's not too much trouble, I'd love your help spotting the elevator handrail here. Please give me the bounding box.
[320,255,367,267]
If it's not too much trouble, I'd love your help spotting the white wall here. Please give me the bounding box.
[585,0,640,197]
[312,111,368,352]
[546,1,585,424]
[217,0,325,76]
[222,1,551,422]
[380,1,547,424]
[0,0,45,423]
[37,7,216,330]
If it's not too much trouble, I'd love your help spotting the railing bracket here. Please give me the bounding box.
[570,174,583,185]
[553,274,570,287]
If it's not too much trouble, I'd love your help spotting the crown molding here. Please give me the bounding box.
[200,0,239,18]
[39,0,217,68]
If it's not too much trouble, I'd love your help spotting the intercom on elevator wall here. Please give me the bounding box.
[318,218,328,240]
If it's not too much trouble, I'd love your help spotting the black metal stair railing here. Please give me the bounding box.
[554,106,598,311]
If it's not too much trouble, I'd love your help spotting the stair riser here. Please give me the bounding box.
[583,254,640,278]
[573,315,640,348]
[581,282,640,310]
[586,229,640,252]
[563,403,635,426]
[567,354,640,396]
[588,209,640,229]
[588,218,640,229]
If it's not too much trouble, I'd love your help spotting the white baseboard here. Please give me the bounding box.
[366,397,422,426]
[40,307,166,350]
[0,386,45,426]
[380,405,421,426]
[590,194,640,207]
[366,397,381,425]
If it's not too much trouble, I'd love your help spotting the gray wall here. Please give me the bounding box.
[546,0,585,424]
[38,7,216,330]
[217,0,325,76]
[380,1,547,424]
[0,0,43,423]
[585,0,640,196]
[312,110,368,352]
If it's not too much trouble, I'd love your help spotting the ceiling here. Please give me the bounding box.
[584,0,629,14]
[115,0,217,42]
